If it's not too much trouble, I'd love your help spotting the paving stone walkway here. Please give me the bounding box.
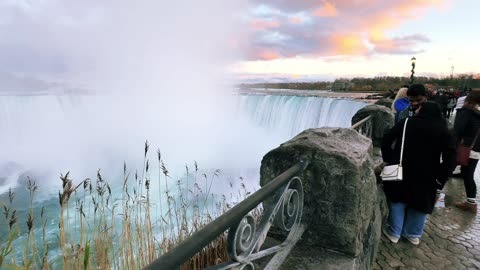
[374,175,480,270]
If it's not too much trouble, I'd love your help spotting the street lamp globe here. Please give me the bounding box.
[411,57,416,65]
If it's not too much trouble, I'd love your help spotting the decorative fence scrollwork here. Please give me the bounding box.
[144,160,309,270]
[225,176,304,269]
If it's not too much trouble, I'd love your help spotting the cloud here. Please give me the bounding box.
[372,34,431,54]
[250,18,280,30]
[330,33,368,55]
[245,0,444,60]
[0,0,446,74]
[289,16,304,24]
[312,2,338,17]
[257,50,282,60]
[233,72,336,83]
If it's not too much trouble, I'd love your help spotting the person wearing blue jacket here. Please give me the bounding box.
[391,87,409,123]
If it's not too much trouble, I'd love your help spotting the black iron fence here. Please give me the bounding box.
[144,115,373,270]
[144,160,309,270]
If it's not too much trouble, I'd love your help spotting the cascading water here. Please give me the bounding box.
[0,92,368,198]
[237,94,367,139]
[0,91,368,266]
[0,93,367,195]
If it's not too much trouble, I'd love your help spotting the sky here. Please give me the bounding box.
[0,0,479,85]
[232,0,480,81]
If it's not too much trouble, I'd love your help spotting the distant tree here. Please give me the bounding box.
[238,76,480,92]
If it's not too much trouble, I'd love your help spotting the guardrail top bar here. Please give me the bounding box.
[351,115,372,130]
[144,159,309,270]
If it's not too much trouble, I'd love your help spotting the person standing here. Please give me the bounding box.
[431,90,449,117]
[397,84,428,121]
[455,92,469,110]
[454,91,480,213]
[391,87,409,123]
[445,92,457,119]
[381,102,456,244]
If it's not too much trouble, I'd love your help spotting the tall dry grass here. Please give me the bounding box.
[0,141,254,269]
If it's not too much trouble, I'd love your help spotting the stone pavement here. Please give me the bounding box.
[374,175,480,270]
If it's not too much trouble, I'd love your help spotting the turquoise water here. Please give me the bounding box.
[0,93,367,266]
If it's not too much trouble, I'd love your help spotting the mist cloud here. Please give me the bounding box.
[0,1,246,89]
[1,1,280,196]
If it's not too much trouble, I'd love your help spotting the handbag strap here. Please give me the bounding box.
[399,118,409,166]
[471,128,480,148]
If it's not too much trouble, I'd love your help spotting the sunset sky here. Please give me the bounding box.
[0,0,478,85]
[233,0,480,81]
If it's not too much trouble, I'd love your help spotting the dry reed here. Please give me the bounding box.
[0,142,254,269]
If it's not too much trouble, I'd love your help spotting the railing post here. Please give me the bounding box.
[260,125,387,269]
[351,105,394,147]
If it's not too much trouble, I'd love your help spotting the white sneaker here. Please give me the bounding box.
[406,237,420,245]
[452,165,461,175]
[382,228,399,243]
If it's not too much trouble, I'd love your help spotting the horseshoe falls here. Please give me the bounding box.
[0,93,367,196]
[0,92,367,266]
[237,94,367,140]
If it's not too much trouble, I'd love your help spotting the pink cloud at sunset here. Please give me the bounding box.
[257,50,282,60]
[250,19,281,31]
[330,34,368,55]
[245,0,445,60]
[312,2,338,17]
[289,17,304,24]
[371,34,431,54]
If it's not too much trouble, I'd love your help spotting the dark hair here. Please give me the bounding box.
[465,90,480,105]
[407,84,426,97]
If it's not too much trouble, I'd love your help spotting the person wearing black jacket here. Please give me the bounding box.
[397,84,427,121]
[381,102,456,245]
[454,91,480,213]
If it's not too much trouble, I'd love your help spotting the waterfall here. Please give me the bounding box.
[0,94,82,146]
[0,92,369,265]
[237,94,367,138]
[0,93,368,195]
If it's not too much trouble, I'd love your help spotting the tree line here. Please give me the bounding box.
[240,75,480,92]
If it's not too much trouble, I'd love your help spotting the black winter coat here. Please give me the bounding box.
[454,107,480,151]
[381,115,456,214]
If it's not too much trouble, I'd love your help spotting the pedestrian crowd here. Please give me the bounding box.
[381,85,480,245]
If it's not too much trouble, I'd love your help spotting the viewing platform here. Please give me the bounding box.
[375,175,480,270]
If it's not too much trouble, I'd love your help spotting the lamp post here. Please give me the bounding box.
[410,57,416,84]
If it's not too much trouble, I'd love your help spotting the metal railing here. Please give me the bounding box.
[351,115,373,138]
[144,160,309,270]
[144,115,373,269]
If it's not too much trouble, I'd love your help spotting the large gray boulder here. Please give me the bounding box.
[260,128,386,268]
[374,98,393,109]
[351,105,394,147]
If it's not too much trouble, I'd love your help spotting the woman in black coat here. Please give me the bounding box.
[381,101,456,245]
[453,92,480,213]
